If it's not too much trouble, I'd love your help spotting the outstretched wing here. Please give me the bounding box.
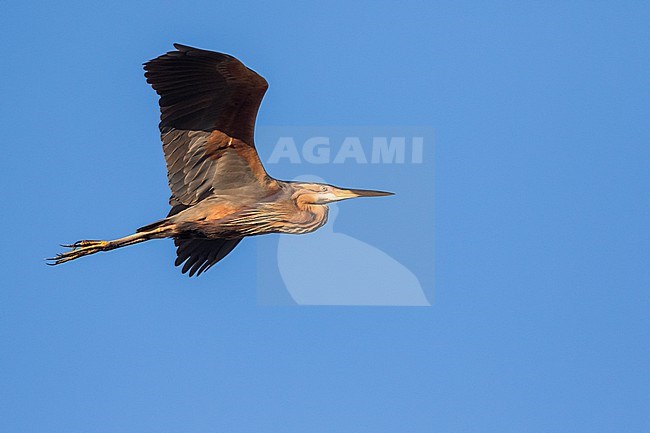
[144,45,277,276]
[145,43,267,144]
[144,43,278,207]
[166,204,242,277]
[174,237,242,277]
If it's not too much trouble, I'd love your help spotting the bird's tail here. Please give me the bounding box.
[48,225,174,266]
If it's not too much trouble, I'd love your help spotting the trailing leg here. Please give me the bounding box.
[48,226,173,266]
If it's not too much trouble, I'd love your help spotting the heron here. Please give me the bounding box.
[48,44,393,276]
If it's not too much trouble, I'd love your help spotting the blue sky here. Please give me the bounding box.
[1,1,649,432]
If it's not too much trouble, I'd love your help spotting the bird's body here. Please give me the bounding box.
[151,181,330,239]
[49,44,391,276]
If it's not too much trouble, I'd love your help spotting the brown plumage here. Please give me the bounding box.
[48,44,392,276]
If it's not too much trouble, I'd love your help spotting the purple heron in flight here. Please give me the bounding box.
[49,44,392,276]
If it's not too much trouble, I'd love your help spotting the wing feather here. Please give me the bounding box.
[175,238,243,277]
[144,43,268,143]
[166,205,242,277]
[145,44,278,207]
[144,44,277,275]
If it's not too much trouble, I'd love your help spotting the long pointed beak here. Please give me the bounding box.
[330,187,394,201]
[345,188,394,198]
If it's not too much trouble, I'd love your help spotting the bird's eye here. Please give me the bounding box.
[320,186,328,192]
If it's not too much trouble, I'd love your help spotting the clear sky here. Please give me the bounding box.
[1,1,649,432]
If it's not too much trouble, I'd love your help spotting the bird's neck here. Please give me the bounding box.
[296,203,329,234]
[278,196,329,234]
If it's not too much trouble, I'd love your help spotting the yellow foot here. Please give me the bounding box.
[60,240,106,250]
[47,240,108,265]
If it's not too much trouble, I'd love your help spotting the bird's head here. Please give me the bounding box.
[291,182,394,205]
